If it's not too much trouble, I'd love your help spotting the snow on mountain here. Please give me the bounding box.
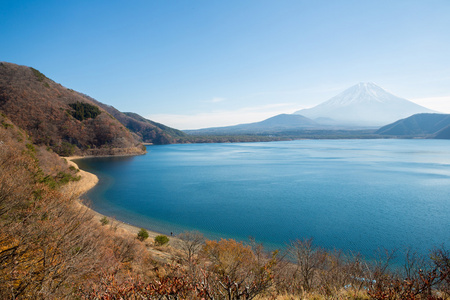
[294,82,437,127]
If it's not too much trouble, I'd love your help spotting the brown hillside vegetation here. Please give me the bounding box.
[87,96,187,144]
[0,62,145,156]
[1,64,449,299]
[1,114,449,299]
[0,115,177,298]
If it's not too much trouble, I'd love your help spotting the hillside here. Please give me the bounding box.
[0,113,165,298]
[295,82,436,127]
[86,95,186,144]
[0,62,146,156]
[376,113,450,138]
[124,112,187,139]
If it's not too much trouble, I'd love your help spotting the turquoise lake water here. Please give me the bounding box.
[76,139,450,259]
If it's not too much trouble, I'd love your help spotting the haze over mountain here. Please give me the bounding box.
[376,113,450,138]
[186,114,319,135]
[186,82,439,135]
[294,82,437,127]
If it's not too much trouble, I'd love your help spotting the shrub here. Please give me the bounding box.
[56,141,76,156]
[154,235,169,246]
[68,102,101,121]
[25,143,36,153]
[100,217,109,226]
[137,228,149,241]
[30,67,46,82]
[1,120,13,129]
[69,165,79,172]
[56,171,81,184]
[39,175,58,189]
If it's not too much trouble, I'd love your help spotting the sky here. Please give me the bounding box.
[1,0,450,129]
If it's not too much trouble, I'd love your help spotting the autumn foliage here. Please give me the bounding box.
[0,112,449,299]
[0,62,145,156]
[0,115,150,298]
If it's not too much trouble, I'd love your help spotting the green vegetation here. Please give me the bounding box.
[69,165,79,172]
[38,175,60,189]
[154,234,169,246]
[21,141,80,189]
[55,170,81,184]
[30,67,46,82]
[38,171,80,189]
[100,216,109,226]
[1,119,13,129]
[179,129,383,144]
[55,141,75,156]
[68,101,101,121]
[137,228,149,241]
[25,142,36,153]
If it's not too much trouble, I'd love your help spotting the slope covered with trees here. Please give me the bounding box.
[87,96,187,144]
[0,62,145,156]
[0,114,161,298]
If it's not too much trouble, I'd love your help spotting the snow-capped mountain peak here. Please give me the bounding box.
[324,82,398,106]
[294,82,437,127]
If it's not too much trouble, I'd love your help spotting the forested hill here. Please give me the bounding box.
[0,62,178,155]
[86,96,187,144]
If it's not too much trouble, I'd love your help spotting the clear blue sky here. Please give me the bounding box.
[2,0,450,129]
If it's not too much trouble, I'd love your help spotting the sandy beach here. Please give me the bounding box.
[64,156,169,242]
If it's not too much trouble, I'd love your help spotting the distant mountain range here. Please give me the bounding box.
[186,114,318,135]
[190,82,438,135]
[294,82,436,126]
[376,113,450,138]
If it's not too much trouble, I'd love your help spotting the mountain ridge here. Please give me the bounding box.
[0,62,181,155]
[186,82,438,135]
[376,113,450,138]
[185,113,319,135]
[86,95,187,144]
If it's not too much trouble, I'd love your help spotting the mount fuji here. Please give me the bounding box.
[294,82,437,127]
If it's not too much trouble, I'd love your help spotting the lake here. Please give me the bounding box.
[75,139,450,259]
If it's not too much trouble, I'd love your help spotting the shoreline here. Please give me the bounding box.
[64,156,168,241]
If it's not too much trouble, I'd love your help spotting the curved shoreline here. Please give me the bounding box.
[64,156,166,241]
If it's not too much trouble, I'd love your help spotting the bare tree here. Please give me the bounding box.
[199,238,277,300]
[177,231,205,267]
[288,238,327,292]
